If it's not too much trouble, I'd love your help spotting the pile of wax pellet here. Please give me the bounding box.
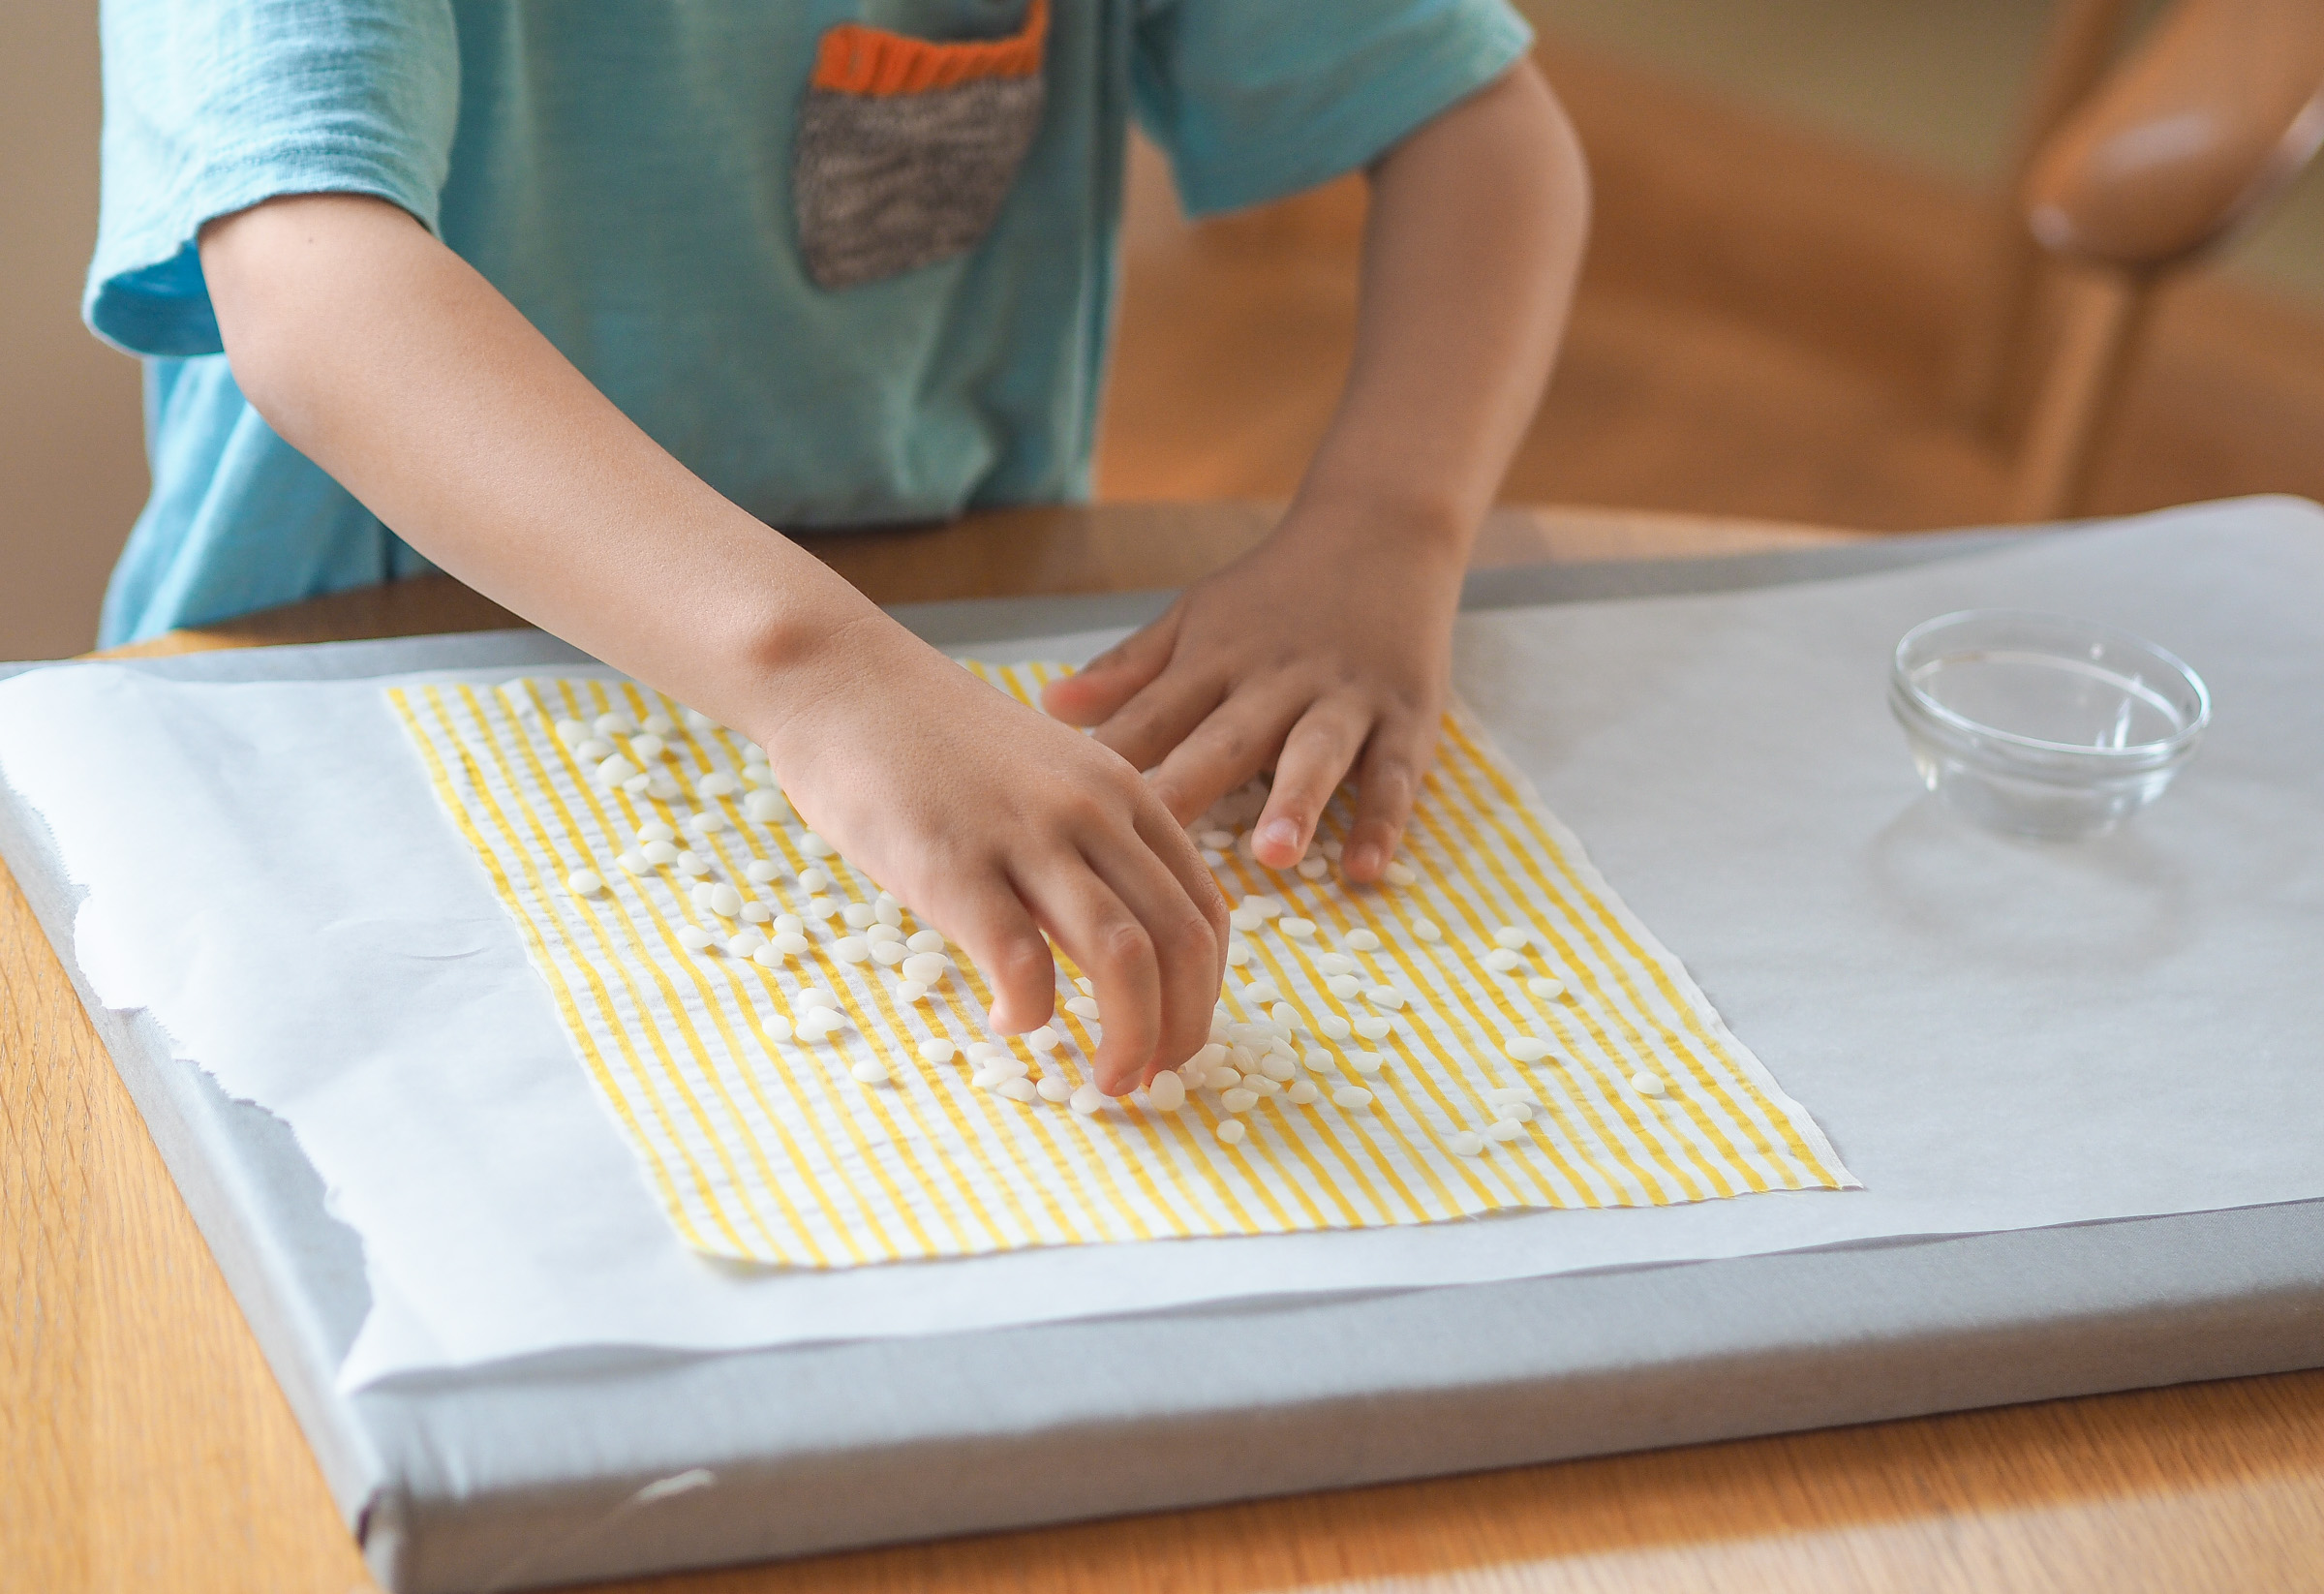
[531,693,1673,1161]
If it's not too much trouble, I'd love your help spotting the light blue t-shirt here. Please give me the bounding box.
[86,0,1532,645]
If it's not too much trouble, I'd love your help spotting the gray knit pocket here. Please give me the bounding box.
[794,9,1049,291]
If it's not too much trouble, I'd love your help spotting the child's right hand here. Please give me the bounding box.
[753,617,1229,1096]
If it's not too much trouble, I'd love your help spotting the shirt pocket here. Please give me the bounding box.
[794,0,1050,291]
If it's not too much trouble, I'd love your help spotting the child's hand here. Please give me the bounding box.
[1040,511,1466,884]
[756,618,1229,1094]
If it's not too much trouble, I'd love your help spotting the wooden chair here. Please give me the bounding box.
[1964,0,2324,519]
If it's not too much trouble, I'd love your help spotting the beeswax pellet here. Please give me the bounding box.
[1528,976,1567,1000]
[1037,1076,1073,1103]
[894,979,928,1002]
[1147,1070,1186,1111]
[1492,926,1529,949]
[1215,1119,1247,1145]
[640,840,678,866]
[677,851,710,876]
[744,790,789,822]
[1633,1071,1667,1096]
[688,811,728,835]
[807,896,838,919]
[1242,894,1283,919]
[689,882,718,912]
[1287,1080,1321,1104]
[1064,996,1100,1020]
[1297,857,1329,879]
[1225,940,1252,966]
[1301,1049,1334,1073]
[1483,948,1521,972]
[773,914,805,935]
[1279,917,1317,939]
[637,821,677,845]
[769,932,810,955]
[1244,1076,1280,1097]
[595,712,635,737]
[799,832,834,858]
[1314,954,1356,977]
[1485,1086,1534,1103]
[999,1077,1040,1103]
[647,774,680,801]
[1364,986,1406,1009]
[596,754,638,786]
[728,929,767,958]
[623,773,653,796]
[867,923,903,945]
[1349,1051,1386,1077]
[1258,1054,1296,1083]
[1492,1100,1535,1122]
[1208,1067,1242,1092]
[629,733,666,761]
[1240,978,1281,1004]
[641,714,675,737]
[1383,861,1417,887]
[709,884,742,918]
[907,930,946,954]
[576,737,614,762]
[850,1058,889,1085]
[554,719,587,746]
[1221,1088,1258,1114]
[1485,1119,1527,1142]
[796,987,839,1012]
[841,902,875,929]
[1411,918,1441,942]
[920,1039,957,1065]
[1504,1036,1552,1063]
[741,902,772,924]
[1027,1026,1061,1052]
[869,940,906,968]
[683,709,717,733]
[1199,829,1234,848]
[1229,906,1265,933]
[833,936,870,963]
[1345,929,1381,952]
[1069,1083,1106,1116]
[678,926,714,951]
[1449,1131,1486,1157]
[798,866,832,893]
[900,952,950,985]
[618,851,649,874]
[1319,1015,1353,1041]
[1331,1086,1373,1110]
[1352,1014,1391,1041]
[1269,1002,1298,1027]
[752,943,788,967]
[566,870,604,897]
[874,894,902,926]
[699,772,739,798]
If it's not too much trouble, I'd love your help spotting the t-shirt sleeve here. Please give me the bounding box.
[84,0,460,357]
[1129,0,1534,218]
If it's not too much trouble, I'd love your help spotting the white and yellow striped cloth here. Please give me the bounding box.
[390,666,1853,1268]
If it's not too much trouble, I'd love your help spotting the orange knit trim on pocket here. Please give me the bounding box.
[811,0,1048,96]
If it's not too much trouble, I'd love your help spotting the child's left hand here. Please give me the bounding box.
[1042,507,1466,885]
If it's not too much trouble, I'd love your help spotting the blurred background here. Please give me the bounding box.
[7,0,2322,658]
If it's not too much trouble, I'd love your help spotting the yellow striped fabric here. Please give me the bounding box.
[389,668,1854,1268]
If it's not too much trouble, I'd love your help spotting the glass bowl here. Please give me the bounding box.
[1888,609,2210,840]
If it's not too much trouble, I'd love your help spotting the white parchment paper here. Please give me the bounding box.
[4,500,2318,1391]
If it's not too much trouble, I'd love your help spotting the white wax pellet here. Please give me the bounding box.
[1492,1100,1535,1122]
[807,896,839,919]
[1297,857,1329,879]
[1225,940,1252,966]
[594,712,634,737]
[1485,1086,1534,1103]
[1198,848,1224,867]
[965,1041,1007,1064]
[639,840,677,866]
[799,832,834,858]
[682,709,717,733]
[636,820,677,844]
[689,882,718,911]
[1411,918,1441,943]
[1072,976,1094,996]
[999,1077,1040,1103]
[1314,954,1356,977]
[1220,1088,1258,1114]
[743,763,778,787]
[874,891,902,920]
[1345,929,1382,953]
[1363,986,1406,1010]
[629,733,666,761]
[729,929,767,956]
[894,979,928,1002]
[1633,1071,1667,1096]
[1382,862,1418,887]
[833,936,870,964]
[1349,1051,1386,1077]
[1189,1042,1228,1072]
[688,811,728,835]
[1215,1119,1247,1146]
[1352,1014,1391,1041]
[1325,975,1361,998]
[1229,906,1265,933]
[677,851,711,876]
[1242,895,1283,919]
[751,943,788,967]
[641,713,675,737]
[797,1011,842,1044]
[796,987,839,1011]
[900,952,950,985]
[1064,996,1100,1020]
[769,932,810,956]
[647,774,680,801]
[741,902,772,924]
[907,930,946,954]
[1279,918,1317,940]
[1258,1054,1297,1083]
[596,754,638,786]
[920,1039,958,1065]
[1240,978,1281,1005]
[1331,1086,1373,1110]
[1026,1026,1062,1052]
[841,902,876,929]
[699,772,739,798]
[1287,1079,1321,1105]
[678,926,714,951]
[709,884,742,918]
[1199,829,1235,848]
[576,737,614,762]
[773,913,805,935]
[1069,1083,1106,1116]
[1485,1119,1527,1143]
[743,790,788,822]
[1244,1076,1280,1097]
[1504,1036,1553,1063]
[797,866,833,893]
[1268,1002,1298,1027]
[867,923,903,946]
[1301,1049,1334,1073]
[1483,948,1522,972]
[623,773,653,796]
[618,851,649,874]
[1208,1067,1242,1092]
[1146,1070,1187,1111]
[566,869,604,897]
[1036,1076,1074,1103]
[1492,926,1530,950]
[1322,839,1344,861]
[554,718,588,746]
[1449,1131,1487,1157]
[850,1058,889,1085]
[1529,976,1568,1000]
[1319,1015,1354,1041]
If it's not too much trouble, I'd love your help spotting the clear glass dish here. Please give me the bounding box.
[1888,609,2210,840]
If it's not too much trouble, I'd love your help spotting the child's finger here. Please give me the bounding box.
[948,883,1059,1035]
[1145,689,1305,826]
[1086,664,1224,777]
[1041,611,1181,727]
[1342,714,1434,883]
[1133,800,1233,974]
[1250,699,1370,868]
[1078,835,1221,1089]
[1019,860,1164,1095]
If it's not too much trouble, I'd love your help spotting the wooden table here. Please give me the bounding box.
[7,504,2319,1594]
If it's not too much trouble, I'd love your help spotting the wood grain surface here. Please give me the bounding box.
[8,505,2320,1594]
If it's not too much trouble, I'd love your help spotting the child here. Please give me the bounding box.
[87,0,1588,1095]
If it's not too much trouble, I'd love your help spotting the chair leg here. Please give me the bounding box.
[2003,261,2151,522]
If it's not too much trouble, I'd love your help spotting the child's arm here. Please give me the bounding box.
[199,196,1227,1092]
[1043,60,1586,882]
